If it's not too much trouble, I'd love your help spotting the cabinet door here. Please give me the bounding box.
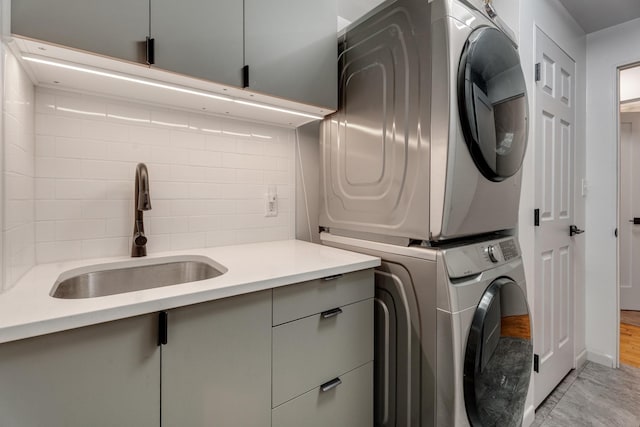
[162,290,272,427]
[245,0,338,109]
[151,0,244,87]
[11,0,148,63]
[0,315,160,427]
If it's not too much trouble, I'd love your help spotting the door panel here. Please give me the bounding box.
[533,28,576,407]
[620,114,640,310]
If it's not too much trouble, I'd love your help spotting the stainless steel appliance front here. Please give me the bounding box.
[320,0,528,243]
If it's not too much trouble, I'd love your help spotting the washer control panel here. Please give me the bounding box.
[443,237,521,279]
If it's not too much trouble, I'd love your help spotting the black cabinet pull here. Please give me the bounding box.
[321,307,342,319]
[322,273,343,281]
[146,37,155,65]
[629,218,640,225]
[158,311,168,346]
[320,377,342,392]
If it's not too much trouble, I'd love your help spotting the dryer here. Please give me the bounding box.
[320,0,528,243]
[321,232,533,426]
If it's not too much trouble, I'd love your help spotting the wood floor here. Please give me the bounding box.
[620,321,640,368]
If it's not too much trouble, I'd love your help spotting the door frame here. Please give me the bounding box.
[616,60,640,368]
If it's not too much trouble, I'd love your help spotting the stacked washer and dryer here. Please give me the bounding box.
[320,0,532,425]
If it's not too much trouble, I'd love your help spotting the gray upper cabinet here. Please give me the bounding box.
[151,0,243,87]
[11,0,148,63]
[244,0,338,109]
[11,0,338,108]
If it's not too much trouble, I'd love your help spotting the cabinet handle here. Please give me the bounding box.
[321,307,343,319]
[322,273,343,281]
[320,377,342,392]
[146,37,155,65]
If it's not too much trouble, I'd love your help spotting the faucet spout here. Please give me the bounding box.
[132,163,151,257]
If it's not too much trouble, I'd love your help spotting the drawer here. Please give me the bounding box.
[272,298,373,407]
[273,269,374,326]
[272,362,373,427]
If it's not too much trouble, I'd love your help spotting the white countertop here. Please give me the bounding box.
[0,240,380,344]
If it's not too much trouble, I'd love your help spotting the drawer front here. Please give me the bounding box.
[272,298,373,407]
[272,362,373,427]
[273,269,374,326]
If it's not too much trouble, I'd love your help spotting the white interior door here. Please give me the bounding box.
[619,113,640,310]
[533,28,576,407]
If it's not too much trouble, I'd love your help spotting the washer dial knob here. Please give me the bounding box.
[487,245,499,263]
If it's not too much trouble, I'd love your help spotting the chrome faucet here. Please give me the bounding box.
[131,163,151,257]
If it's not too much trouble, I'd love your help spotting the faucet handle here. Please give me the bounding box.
[134,232,147,247]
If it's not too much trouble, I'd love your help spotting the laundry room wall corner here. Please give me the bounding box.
[295,121,321,244]
[517,0,587,409]
[585,17,640,368]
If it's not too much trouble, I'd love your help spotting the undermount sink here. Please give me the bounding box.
[50,256,226,299]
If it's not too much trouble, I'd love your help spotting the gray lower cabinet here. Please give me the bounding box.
[0,270,372,427]
[272,269,374,426]
[11,0,148,64]
[272,362,374,427]
[0,314,160,427]
[161,289,272,427]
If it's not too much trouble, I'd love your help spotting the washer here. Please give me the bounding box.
[321,232,533,426]
[320,0,528,243]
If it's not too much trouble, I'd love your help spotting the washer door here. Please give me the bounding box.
[463,277,532,426]
[458,27,528,182]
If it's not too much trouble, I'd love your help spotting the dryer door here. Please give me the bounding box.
[463,277,532,426]
[458,27,528,182]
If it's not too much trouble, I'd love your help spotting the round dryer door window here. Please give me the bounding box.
[458,27,528,182]
[463,277,533,427]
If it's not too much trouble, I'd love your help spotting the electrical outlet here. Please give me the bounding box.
[265,185,278,217]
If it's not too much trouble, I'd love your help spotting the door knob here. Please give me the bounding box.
[569,225,584,237]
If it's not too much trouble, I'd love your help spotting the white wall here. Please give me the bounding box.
[32,88,295,264]
[2,48,34,291]
[585,17,640,367]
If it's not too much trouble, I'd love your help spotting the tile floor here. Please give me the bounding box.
[533,362,640,426]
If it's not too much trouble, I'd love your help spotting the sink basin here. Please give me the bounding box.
[51,256,226,299]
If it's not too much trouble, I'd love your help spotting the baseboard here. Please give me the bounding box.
[522,404,535,427]
[575,348,588,369]
[587,350,615,368]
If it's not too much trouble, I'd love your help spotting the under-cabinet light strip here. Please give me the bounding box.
[21,55,324,120]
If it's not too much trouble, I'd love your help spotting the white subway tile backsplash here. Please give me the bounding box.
[81,237,129,259]
[150,216,189,235]
[35,221,55,243]
[82,120,129,142]
[129,125,170,146]
[36,241,83,264]
[55,179,108,200]
[170,130,206,150]
[187,150,221,167]
[55,219,106,241]
[236,169,264,184]
[206,230,236,247]
[170,232,206,251]
[35,200,84,221]
[56,137,109,160]
[32,88,295,264]
[205,135,236,152]
[105,218,131,237]
[3,50,36,291]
